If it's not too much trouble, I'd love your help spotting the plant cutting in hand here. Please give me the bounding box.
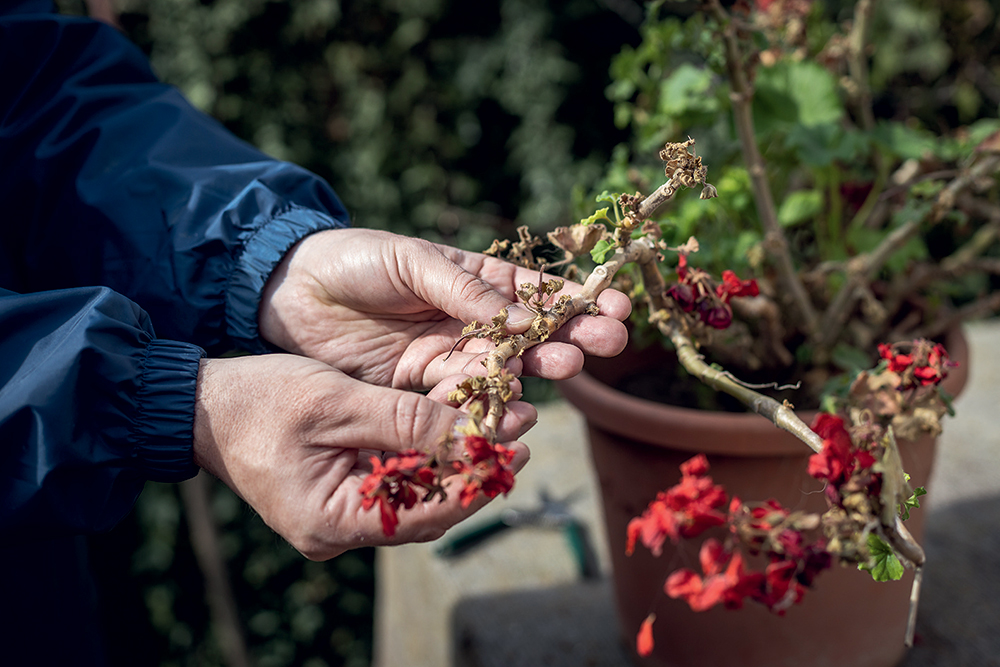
[361,0,998,659]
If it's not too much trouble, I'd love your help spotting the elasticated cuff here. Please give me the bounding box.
[225,205,348,353]
[129,338,206,481]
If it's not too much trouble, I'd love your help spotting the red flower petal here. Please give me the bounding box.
[699,538,729,576]
[665,568,702,599]
[636,614,656,657]
[680,454,710,477]
[377,496,400,537]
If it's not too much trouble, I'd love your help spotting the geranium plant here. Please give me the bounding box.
[360,0,998,658]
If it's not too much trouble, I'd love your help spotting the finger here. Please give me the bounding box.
[545,307,630,357]
[425,374,524,405]
[336,380,466,455]
[402,333,526,389]
[519,342,585,380]
[409,314,625,386]
[399,241,538,333]
[496,401,538,441]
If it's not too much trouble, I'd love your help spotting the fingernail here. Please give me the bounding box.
[506,304,535,328]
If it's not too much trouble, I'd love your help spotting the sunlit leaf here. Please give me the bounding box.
[778,190,823,227]
[590,239,615,264]
[859,533,905,582]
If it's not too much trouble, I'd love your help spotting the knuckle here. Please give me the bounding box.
[392,391,444,448]
[452,271,496,308]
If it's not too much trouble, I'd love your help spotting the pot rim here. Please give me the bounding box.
[557,326,970,457]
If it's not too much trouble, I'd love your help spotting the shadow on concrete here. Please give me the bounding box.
[449,495,1000,667]
[451,578,633,667]
[901,494,1000,667]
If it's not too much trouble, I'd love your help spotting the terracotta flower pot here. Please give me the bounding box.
[558,328,969,667]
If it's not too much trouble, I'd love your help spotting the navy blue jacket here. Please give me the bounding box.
[0,0,350,541]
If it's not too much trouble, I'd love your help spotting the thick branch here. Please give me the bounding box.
[707,0,819,336]
[663,323,825,453]
[480,238,660,435]
[817,153,1000,349]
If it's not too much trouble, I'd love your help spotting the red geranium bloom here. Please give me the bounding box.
[807,413,877,506]
[878,343,913,374]
[681,454,710,476]
[667,282,697,312]
[753,558,805,613]
[716,270,760,302]
[665,539,760,612]
[626,455,728,556]
[359,450,437,536]
[699,301,733,329]
[676,253,690,281]
[806,414,854,484]
[914,343,952,385]
[453,435,516,508]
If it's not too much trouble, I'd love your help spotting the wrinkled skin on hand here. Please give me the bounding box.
[194,229,630,558]
[258,228,631,389]
[192,354,535,560]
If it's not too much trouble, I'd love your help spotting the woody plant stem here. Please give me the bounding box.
[706,0,819,337]
[466,144,924,603]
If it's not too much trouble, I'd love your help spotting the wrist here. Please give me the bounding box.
[192,358,229,481]
[257,231,336,354]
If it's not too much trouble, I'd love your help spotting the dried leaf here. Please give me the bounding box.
[547,224,605,258]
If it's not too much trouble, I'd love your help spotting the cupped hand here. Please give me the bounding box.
[258,228,631,390]
[193,353,535,560]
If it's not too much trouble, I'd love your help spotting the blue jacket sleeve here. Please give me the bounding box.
[0,2,354,537]
[0,286,204,541]
[0,4,351,355]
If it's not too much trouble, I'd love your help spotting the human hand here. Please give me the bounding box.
[258,228,631,390]
[192,353,535,559]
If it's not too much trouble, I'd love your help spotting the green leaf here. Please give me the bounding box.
[900,486,927,521]
[830,343,872,373]
[753,60,843,133]
[590,239,615,264]
[966,118,1000,146]
[871,120,938,161]
[596,190,617,204]
[784,124,869,168]
[658,63,718,117]
[859,533,905,582]
[581,207,611,226]
[777,190,823,227]
[939,389,956,417]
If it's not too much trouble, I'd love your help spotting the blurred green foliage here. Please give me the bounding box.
[89,479,374,667]
[587,0,1000,283]
[63,0,641,250]
[55,0,642,665]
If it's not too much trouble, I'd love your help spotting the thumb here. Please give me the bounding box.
[340,380,466,454]
[342,379,539,455]
[402,241,536,333]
